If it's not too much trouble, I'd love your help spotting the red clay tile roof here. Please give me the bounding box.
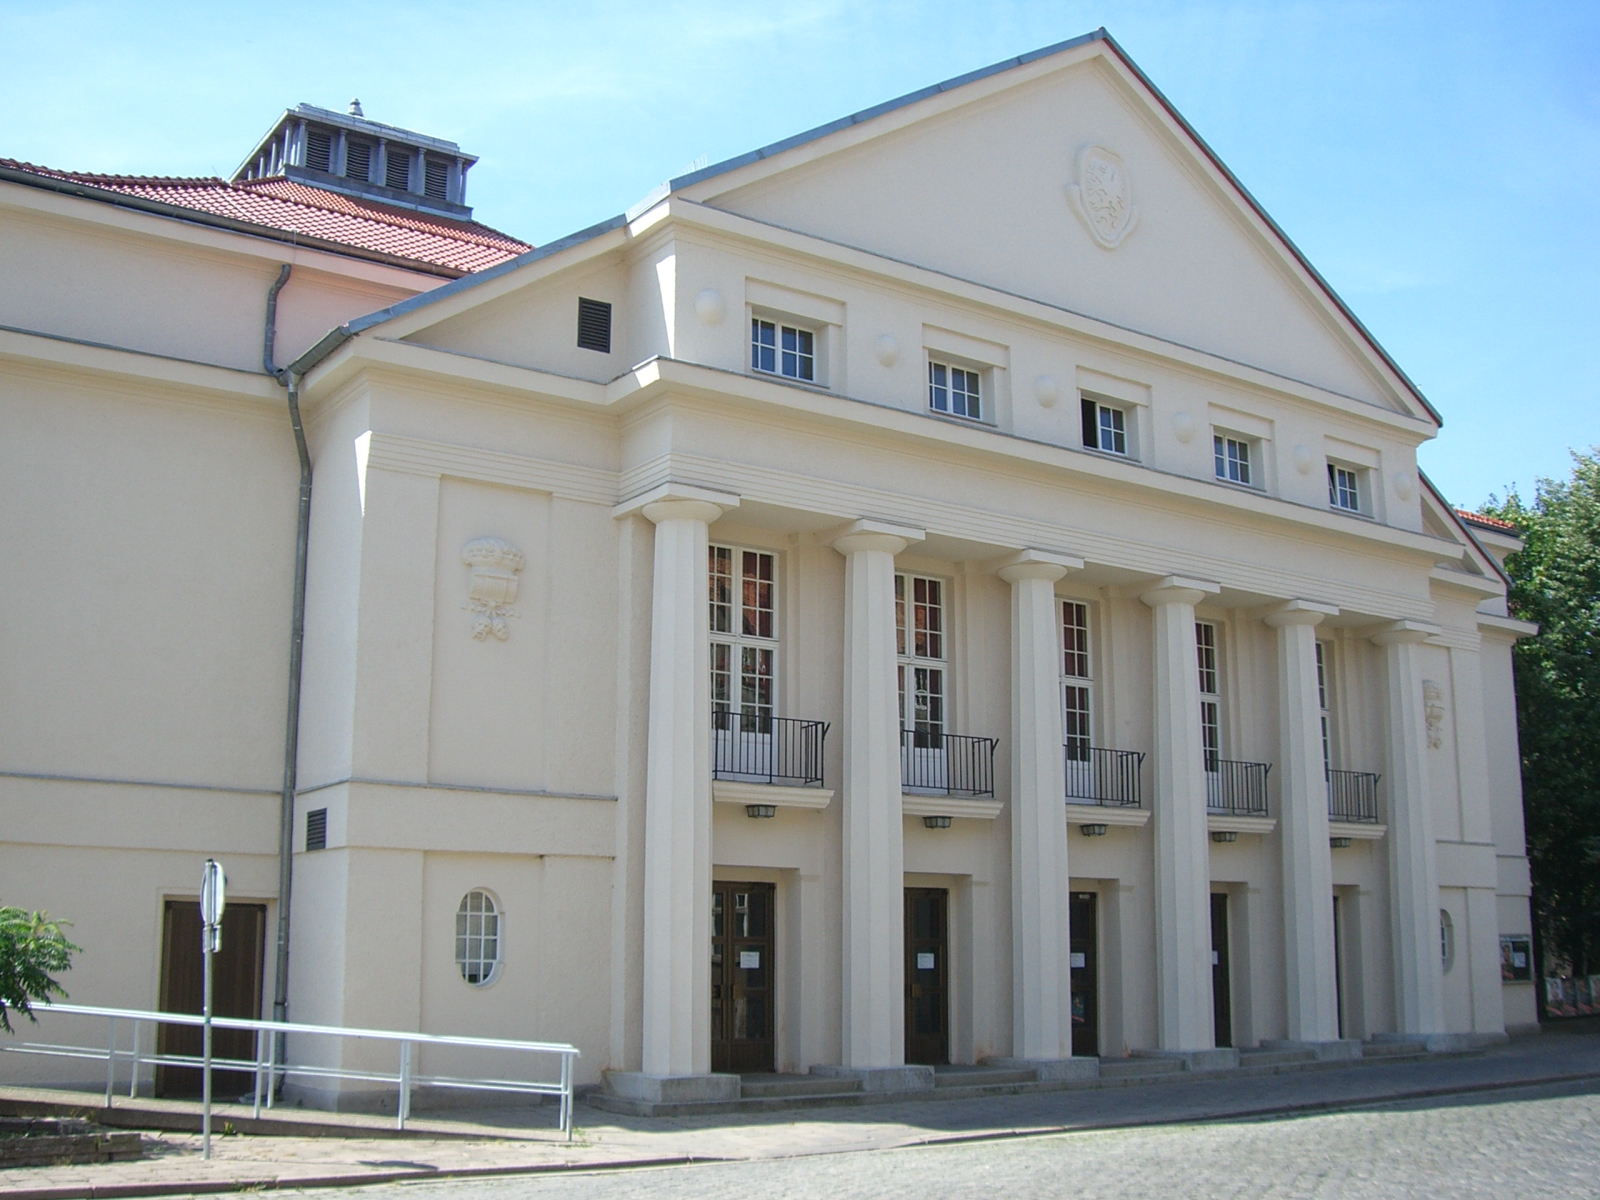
[0,160,531,275]
[1456,508,1517,533]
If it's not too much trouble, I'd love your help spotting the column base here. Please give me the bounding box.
[601,1070,742,1104]
[983,1056,1101,1082]
[1261,1038,1363,1061]
[809,1064,936,1092]
[1132,1047,1240,1072]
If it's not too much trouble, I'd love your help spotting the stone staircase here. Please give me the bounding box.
[586,1034,1487,1118]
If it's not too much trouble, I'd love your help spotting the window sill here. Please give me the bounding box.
[926,408,996,431]
[1213,476,1267,495]
[1080,444,1137,464]
[750,367,830,392]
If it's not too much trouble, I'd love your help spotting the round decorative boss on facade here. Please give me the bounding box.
[874,334,899,367]
[1172,411,1195,443]
[694,288,725,325]
[1034,375,1059,408]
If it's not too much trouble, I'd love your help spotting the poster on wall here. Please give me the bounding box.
[1500,935,1532,982]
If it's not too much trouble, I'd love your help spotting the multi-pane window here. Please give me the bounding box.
[1328,464,1360,512]
[1315,641,1331,775]
[751,318,814,381]
[928,361,981,420]
[710,546,777,732]
[1214,435,1252,486]
[896,573,945,742]
[1080,397,1127,455]
[1196,621,1220,771]
[455,890,501,986]
[1062,601,1092,762]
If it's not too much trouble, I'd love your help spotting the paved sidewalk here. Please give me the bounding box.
[3,1026,1597,1199]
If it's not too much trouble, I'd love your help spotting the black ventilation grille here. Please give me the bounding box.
[306,808,327,852]
[424,157,449,200]
[577,298,613,353]
[345,140,372,182]
[306,129,332,173]
[385,149,411,191]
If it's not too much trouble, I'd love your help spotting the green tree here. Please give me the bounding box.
[0,907,79,1033]
[1482,449,1600,983]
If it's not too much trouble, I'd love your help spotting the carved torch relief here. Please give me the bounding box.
[1067,144,1138,250]
[461,537,524,641]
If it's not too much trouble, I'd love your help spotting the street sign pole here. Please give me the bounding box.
[200,859,226,1161]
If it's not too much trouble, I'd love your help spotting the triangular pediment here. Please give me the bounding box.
[678,35,1434,423]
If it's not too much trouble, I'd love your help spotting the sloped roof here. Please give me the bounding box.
[0,160,530,275]
[1456,508,1517,533]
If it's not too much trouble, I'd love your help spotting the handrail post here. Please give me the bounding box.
[397,1040,412,1130]
[252,1028,264,1119]
[265,1025,277,1110]
[130,1020,140,1098]
[104,1016,116,1108]
[562,1051,573,1140]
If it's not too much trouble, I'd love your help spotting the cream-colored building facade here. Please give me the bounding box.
[1,32,1537,1108]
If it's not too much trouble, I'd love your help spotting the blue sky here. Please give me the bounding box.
[4,1,1595,508]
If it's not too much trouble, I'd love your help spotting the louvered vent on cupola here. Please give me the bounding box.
[577,298,613,354]
[345,139,372,182]
[424,157,449,201]
[385,147,411,191]
[306,128,332,173]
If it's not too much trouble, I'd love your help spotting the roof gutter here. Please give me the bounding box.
[0,165,468,279]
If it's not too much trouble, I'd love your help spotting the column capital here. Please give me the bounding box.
[613,482,740,525]
[1139,574,1220,609]
[1369,618,1441,647]
[997,548,1083,584]
[1263,599,1339,629]
[829,517,925,558]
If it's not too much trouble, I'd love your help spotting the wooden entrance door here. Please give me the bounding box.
[156,899,266,1098]
[1332,894,1345,1039]
[1070,891,1099,1057]
[711,882,775,1074]
[1210,892,1232,1049]
[904,888,949,1065]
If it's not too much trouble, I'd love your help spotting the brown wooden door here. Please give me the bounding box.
[904,887,949,1065]
[711,882,775,1074]
[1070,891,1099,1057]
[1210,892,1232,1049]
[156,900,266,1097]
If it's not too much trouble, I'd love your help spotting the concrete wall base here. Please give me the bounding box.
[1369,1031,1509,1053]
[1261,1039,1364,1061]
[809,1065,936,1092]
[601,1071,741,1104]
[1132,1047,1241,1072]
[983,1056,1101,1082]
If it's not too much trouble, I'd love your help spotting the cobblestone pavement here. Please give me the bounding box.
[3,1028,1598,1197]
[275,1081,1600,1200]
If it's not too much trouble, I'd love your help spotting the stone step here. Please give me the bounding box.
[740,1074,863,1099]
[1362,1041,1429,1059]
[932,1067,1037,1088]
[1238,1048,1319,1067]
[1098,1057,1186,1080]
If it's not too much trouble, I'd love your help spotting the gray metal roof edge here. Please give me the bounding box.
[661,28,1109,194]
[1090,31,1443,429]
[286,212,631,378]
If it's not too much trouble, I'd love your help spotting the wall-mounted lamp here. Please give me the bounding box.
[923,815,952,829]
[1079,824,1109,837]
[1211,830,1238,843]
[745,804,777,819]
[1329,836,1353,849]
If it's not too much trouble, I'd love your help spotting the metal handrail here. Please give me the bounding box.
[900,729,997,796]
[1205,757,1271,817]
[1327,767,1381,823]
[1063,745,1145,807]
[0,1002,578,1139]
[711,710,829,786]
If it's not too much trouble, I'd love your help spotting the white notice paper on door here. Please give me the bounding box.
[1070,952,1086,968]
[740,951,760,969]
[917,952,935,970]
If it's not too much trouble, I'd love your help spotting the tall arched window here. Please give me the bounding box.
[456,890,501,985]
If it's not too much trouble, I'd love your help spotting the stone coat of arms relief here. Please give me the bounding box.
[1067,144,1138,249]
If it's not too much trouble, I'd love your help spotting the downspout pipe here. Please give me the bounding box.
[263,265,310,1066]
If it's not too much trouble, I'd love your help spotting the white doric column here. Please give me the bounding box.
[831,519,924,1069]
[1265,599,1341,1044]
[635,485,736,1080]
[1370,619,1445,1035]
[1141,575,1220,1051]
[998,550,1082,1063]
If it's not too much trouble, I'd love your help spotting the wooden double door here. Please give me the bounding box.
[711,882,775,1074]
[156,899,266,1097]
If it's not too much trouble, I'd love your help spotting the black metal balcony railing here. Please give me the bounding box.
[1327,768,1381,823]
[901,729,998,797]
[1205,758,1271,817]
[1063,746,1145,808]
[712,709,829,787]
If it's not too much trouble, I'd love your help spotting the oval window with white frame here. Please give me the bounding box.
[456,889,502,986]
[1439,908,1455,974]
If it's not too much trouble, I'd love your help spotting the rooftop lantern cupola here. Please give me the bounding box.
[233,100,478,219]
